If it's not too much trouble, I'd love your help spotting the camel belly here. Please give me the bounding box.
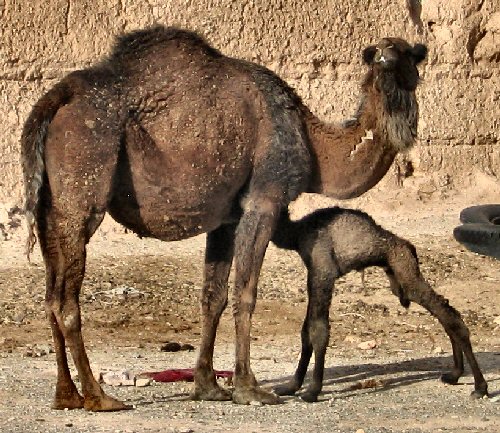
[108,115,254,240]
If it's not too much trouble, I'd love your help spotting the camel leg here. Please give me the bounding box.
[38,227,84,410]
[274,265,334,402]
[440,337,464,385]
[48,311,85,409]
[300,264,334,403]
[404,280,488,398]
[387,271,465,383]
[274,313,313,397]
[231,197,282,405]
[192,224,236,401]
[39,102,126,410]
[42,209,130,411]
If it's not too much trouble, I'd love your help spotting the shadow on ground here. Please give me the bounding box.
[265,351,500,401]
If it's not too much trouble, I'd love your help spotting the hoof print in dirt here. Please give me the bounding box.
[453,205,500,260]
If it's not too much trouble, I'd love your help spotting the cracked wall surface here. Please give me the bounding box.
[1,0,499,207]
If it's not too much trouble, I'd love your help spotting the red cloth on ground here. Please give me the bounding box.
[143,368,233,383]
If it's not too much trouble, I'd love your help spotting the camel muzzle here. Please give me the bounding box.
[374,46,395,68]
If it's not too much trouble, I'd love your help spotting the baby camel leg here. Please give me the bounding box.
[441,337,464,385]
[274,257,335,402]
[273,312,313,397]
[300,268,334,403]
[406,280,488,398]
[192,224,236,401]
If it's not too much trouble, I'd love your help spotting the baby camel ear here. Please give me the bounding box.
[412,44,428,64]
[363,45,377,64]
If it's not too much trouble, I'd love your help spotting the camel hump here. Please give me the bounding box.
[110,25,222,61]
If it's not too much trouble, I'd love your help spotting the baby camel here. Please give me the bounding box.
[271,207,488,402]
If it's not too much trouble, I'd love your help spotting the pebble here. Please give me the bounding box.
[100,370,135,386]
[135,378,151,387]
[357,340,377,350]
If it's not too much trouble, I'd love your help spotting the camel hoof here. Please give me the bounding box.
[84,394,133,412]
[190,384,232,401]
[232,386,282,405]
[300,391,319,403]
[470,388,488,399]
[273,383,299,396]
[52,393,85,410]
[440,372,460,385]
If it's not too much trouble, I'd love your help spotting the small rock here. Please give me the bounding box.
[493,316,500,326]
[135,378,151,387]
[34,344,54,357]
[160,342,182,352]
[355,429,366,433]
[344,335,360,344]
[490,394,500,402]
[350,379,385,390]
[358,340,377,350]
[160,341,195,352]
[250,400,263,406]
[433,346,444,354]
[12,311,26,324]
[100,370,135,386]
[0,207,9,225]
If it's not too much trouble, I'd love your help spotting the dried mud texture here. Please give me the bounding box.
[1,188,499,433]
[1,0,499,206]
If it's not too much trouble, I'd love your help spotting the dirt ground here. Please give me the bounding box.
[0,181,499,433]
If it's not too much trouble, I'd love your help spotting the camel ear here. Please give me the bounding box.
[412,44,427,64]
[363,46,377,64]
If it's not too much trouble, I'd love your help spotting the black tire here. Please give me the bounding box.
[454,212,500,260]
[459,204,500,225]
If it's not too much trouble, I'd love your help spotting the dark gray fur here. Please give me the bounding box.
[271,207,488,402]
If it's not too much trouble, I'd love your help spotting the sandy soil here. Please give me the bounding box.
[0,181,499,433]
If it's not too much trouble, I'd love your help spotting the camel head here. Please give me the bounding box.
[362,38,427,91]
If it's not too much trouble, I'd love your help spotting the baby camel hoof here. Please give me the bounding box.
[470,389,488,399]
[190,384,232,401]
[232,386,282,405]
[84,394,133,412]
[300,392,319,403]
[440,373,460,385]
[273,383,299,397]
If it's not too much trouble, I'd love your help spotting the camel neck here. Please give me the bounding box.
[304,77,417,199]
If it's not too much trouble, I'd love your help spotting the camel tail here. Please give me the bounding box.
[20,78,75,260]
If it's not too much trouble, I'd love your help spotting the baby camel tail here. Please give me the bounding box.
[271,207,488,402]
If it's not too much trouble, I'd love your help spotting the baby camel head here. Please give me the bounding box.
[363,38,427,91]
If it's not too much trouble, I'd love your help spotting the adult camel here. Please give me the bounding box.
[21,25,427,411]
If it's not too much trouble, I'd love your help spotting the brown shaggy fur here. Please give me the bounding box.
[20,26,426,411]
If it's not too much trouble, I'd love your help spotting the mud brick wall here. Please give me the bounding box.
[1,0,499,206]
